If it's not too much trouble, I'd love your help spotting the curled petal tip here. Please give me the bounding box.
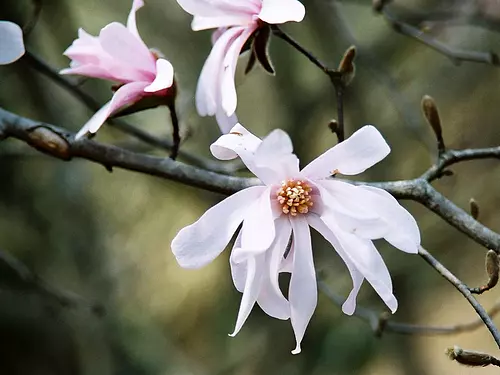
[291,346,302,355]
[341,304,355,316]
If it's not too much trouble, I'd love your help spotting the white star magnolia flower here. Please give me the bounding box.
[171,124,420,354]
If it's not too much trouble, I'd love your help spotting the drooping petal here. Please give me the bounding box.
[127,0,145,39]
[192,15,254,31]
[301,125,390,179]
[215,103,239,133]
[99,22,156,75]
[144,58,174,92]
[320,213,398,313]
[317,180,389,240]
[196,27,245,116]
[307,214,364,315]
[257,216,291,319]
[75,81,149,139]
[229,254,265,336]
[171,186,267,269]
[258,0,305,24]
[230,230,246,292]
[356,186,420,253]
[0,21,25,65]
[220,25,257,116]
[289,216,317,355]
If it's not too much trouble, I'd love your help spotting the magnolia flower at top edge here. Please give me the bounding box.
[0,21,25,65]
[60,0,175,139]
[171,124,420,354]
[175,0,306,133]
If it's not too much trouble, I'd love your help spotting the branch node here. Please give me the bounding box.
[374,311,390,337]
[27,126,71,160]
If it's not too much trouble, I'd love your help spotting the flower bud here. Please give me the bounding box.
[421,95,445,153]
[338,46,356,87]
[469,198,479,220]
[446,346,500,367]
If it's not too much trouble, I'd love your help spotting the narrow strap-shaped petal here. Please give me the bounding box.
[196,27,245,117]
[257,216,292,319]
[356,186,420,253]
[215,103,239,133]
[144,59,175,92]
[126,0,145,39]
[258,0,305,24]
[307,214,364,315]
[0,21,25,65]
[229,253,265,337]
[172,186,266,269]
[75,81,149,139]
[301,125,390,179]
[316,180,390,240]
[177,0,260,18]
[320,213,398,313]
[289,216,317,355]
[230,230,246,292]
[99,22,156,75]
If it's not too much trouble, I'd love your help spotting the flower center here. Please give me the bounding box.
[276,179,313,216]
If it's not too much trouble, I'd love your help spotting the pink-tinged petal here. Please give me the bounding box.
[254,129,300,182]
[317,180,389,240]
[210,124,285,185]
[177,0,260,18]
[231,187,275,262]
[192,15,254,31]
[60,64,118,82]
[289,216,317,355]
[257,216,291,319]
[220,25,257,116]
[0,21,25,65]
[301,125,390,179]
[210,123,262,159]
[99,22,155,75]
[356,186,420,254]
[144,59,174,92]
[230,230,246,292]
[75,81,149,139]
[307,214,364,315]
[229,253,265,337]
[258,0,305,24]
[320,213,398,313]
[171,186,267,269]
[196,27,244,116]
[215,104,239,133]
[127,0,145,39]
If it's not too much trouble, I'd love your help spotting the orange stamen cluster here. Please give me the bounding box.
[276,179,313,216]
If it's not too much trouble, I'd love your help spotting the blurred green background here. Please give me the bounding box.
[1,0,500,374]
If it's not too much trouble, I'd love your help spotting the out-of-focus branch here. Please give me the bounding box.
[375,3,500,66]
[22,50,243,174]
[319,280,500,336]
[0,248,103,316]
[419,246,500,347]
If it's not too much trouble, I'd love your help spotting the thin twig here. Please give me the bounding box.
[168,102,180,160]
[419,246,500,348]
[319,280,500,336]
[377,6,500,66]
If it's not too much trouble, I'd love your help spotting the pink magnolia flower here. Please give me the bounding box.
[171,124,420,354]
[176,0,306,132]
[61,0,174,139]
[0,21,25,65]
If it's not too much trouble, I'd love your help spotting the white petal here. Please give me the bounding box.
[176,0,260,18]
[320,213,398,313]
[307,214,364,315]
[357,186,420,253]
[126,0,145,39]
[220,25,256,116]
[317,180,390,239]
[195,27,244,116]
[0,21,25,65]
[210,123,261,159]
[301,125,390,179]
[171,186,266,269]
[230,230,246,292]
[289,216,317,355]
[229,254,265,336]
[215,103,239,133]
[258,0,305,24]
[232,187,275,262]
[257,217,291,319]
[144,59,174,92]
[192,15,254,31]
